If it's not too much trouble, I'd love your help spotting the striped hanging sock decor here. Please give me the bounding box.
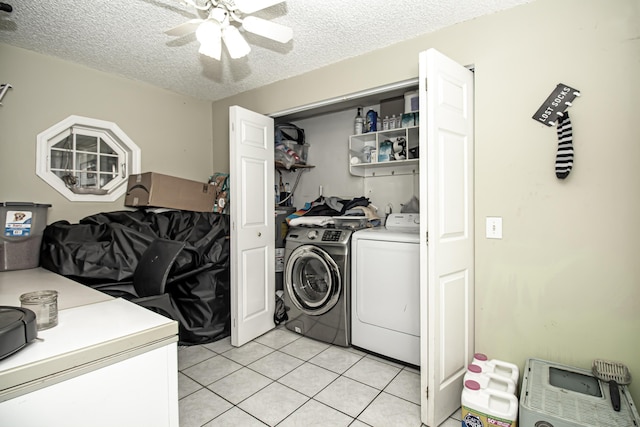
[555,112,573,179]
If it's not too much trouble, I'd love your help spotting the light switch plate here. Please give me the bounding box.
[486,217,503,239]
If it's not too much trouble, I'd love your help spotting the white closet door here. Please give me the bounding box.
[229,106,275,346]
[419,49,475,426]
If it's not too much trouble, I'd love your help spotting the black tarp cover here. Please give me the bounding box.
[41,209,231,345]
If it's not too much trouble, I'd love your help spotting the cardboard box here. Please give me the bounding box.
[125,172,216,212]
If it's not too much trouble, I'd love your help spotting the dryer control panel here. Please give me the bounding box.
[385,213,420,231]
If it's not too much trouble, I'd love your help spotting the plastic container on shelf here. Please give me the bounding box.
[282,140,310,164]
[354,107,364,135]
[1,202,51,271]
[389,114,397,129]
[463,364,517,394]
[366,109,378,132]
[404,90,419,113]
[462,380,519,427]
[472,353,520,385]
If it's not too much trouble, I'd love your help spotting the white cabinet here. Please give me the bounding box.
[0,269,179,427]
[0,343,178,427]
[349,126,419,177]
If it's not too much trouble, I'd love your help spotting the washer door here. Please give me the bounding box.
[285,244,342,316]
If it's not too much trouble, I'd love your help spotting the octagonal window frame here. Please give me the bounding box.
[36,115,141,202]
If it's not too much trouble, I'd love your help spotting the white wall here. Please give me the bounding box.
[278,109,362,205]
[0,44,214,224]
[279,107,417,215]
[211,0,640,402]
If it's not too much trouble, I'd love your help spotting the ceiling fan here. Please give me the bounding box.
[166,0,293,60]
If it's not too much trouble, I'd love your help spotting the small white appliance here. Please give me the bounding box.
[350,215,421,365]
[520,358,640,427]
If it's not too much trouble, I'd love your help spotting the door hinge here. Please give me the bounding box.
[425,387,429,399]
[424,78,428,92]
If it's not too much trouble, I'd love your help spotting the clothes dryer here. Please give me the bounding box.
[283,226,353,347]
[351,226,421,365]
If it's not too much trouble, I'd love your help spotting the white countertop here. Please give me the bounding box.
[0,268,178,402]
[0,268,112,309]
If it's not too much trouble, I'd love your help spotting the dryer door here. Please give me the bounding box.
[285,244,341,316]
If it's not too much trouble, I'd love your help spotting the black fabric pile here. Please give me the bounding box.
[40,209,231,345]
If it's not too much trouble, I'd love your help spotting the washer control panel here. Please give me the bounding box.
[287,227,352,245]
[321,230,343,241]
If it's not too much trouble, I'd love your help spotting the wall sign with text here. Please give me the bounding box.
[532,83,581,126]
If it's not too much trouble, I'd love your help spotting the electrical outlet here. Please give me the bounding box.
[486,217,503,239]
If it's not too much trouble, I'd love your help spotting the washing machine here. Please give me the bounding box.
[283,226,353,347]
[351,213,421,366]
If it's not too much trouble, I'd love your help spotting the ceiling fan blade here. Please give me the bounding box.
[222,25,251,59]
[196,20,222,60]
[233,0,285,14]
[165,18,204,37]
[242,16,292,44]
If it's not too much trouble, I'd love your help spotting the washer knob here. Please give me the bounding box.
[307,229,319,240]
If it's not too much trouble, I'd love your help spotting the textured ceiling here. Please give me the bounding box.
[0,0,531,102]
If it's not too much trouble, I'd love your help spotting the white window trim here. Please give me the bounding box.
[36,115,141,202]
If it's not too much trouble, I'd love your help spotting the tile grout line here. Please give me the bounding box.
[178,330,432,427]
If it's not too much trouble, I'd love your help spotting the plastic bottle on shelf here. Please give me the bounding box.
[284,182,291,207]
[472,353,520,385]
[366,109,377,132]
[354,107,364,135]
[278,177,286,205]
[463,364,517,394]
[389,114,397,129]
[383,116,390,130]
[461,380,518,427]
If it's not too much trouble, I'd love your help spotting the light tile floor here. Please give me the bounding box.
[178,327,462,427]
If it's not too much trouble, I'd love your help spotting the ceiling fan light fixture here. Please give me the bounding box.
[196,19,220,44]
[196,20,222,60]
[242,16,292,43]
[166,0,289,60]
[208,6,229,25]
[222,25,251,59]
[198,37,222,60]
